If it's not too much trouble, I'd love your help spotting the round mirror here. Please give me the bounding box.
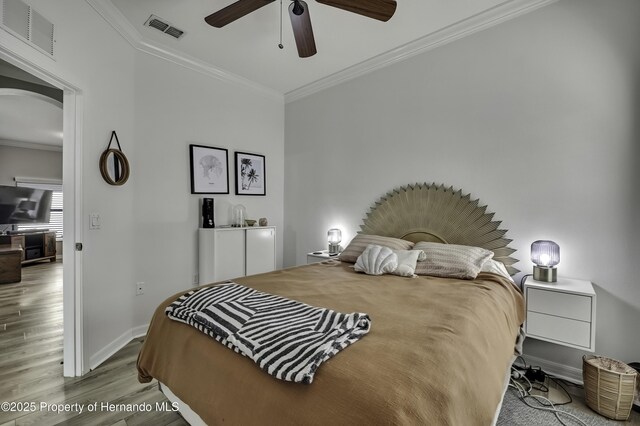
[99,148,130,186]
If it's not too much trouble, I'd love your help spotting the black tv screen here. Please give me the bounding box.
[0,185,52,225]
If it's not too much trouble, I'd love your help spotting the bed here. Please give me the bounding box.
[137,183,525,425]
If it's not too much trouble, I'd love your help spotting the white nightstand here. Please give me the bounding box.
[306,250,339,264]
[523,276,596,351]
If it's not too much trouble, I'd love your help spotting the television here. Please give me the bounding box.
[0,185,52,225]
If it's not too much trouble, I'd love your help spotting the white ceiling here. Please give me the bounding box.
[0,90,63,147]
[107,0,552,95]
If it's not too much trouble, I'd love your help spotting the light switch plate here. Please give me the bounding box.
[89,213,101,230]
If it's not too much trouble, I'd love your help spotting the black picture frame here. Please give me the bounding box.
[189,144,229,194]
[235,151,266,196]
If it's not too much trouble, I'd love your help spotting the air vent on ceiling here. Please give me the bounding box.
[1,0,54,56]
[144,15,185,40]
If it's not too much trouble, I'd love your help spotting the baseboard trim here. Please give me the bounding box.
[522,354,584,384]
[132,324,149,338]
[89,324,149,370]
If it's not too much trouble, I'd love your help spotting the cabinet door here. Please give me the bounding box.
[246,228,275,276]
[214,230,245,282]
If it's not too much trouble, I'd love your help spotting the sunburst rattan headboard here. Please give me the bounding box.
[359,183,520,275]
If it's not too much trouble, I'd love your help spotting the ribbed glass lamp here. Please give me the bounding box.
[531,240,560,282]
[327,228,342,255]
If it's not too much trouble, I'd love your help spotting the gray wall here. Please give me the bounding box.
[284,0,640,370]
[131,52,284,329]
[1,0,284,370]
[0,144,62,185]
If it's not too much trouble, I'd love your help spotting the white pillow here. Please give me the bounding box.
[391,249,423,277]
[479,259,513,281]
[414,242,494,279]
[338,234,414,263]
[354,245,398,276]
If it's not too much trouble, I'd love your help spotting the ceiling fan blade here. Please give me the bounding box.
[205,0,275,28]
[289,1,317,58]
[315,0,396,21]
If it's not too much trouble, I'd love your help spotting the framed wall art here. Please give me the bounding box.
[190,144,229,194]
[235,151,266,196]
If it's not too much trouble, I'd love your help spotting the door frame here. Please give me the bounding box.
[0,44,84,376]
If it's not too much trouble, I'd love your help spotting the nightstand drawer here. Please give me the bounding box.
[527,287,592,322]
[526,311,591,348]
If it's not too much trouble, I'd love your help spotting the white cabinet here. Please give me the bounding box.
[199,227,276,285]
[523,276,596,351]
[246,228,276,276]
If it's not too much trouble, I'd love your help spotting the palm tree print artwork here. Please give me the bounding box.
[235,152,266,195]
[246,168,259,189]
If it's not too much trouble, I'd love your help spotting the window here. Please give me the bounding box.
[16,181,63,240]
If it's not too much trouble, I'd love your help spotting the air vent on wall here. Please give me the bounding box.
[144,15,185,40]
[1,0,54,56]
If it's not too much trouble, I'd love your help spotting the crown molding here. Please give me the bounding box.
[84,0,283,103]
[85,0,556,105]
[0,88,63,108]
[0,139,62,151]
[285,0,558,103]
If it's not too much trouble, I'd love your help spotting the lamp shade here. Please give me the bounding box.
[327,228,342,245]
[530,240,560,267]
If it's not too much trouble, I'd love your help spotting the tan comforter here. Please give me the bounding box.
[137,261,524,425]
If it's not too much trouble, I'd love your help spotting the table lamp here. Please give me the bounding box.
[328,228,342,255]
[531,240,560,282]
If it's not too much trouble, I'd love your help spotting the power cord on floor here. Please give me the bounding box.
[509,356,587,426]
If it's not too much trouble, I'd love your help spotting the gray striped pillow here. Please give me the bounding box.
[338,234,414,264]
[414,242,494,279]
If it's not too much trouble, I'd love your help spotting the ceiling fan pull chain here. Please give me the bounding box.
[278,0,284,49]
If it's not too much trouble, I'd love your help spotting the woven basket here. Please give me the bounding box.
[583,355,638,420]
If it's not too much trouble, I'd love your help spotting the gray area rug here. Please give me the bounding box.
[497,387,632,426]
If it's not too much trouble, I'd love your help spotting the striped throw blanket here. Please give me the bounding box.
[165,283,371,384]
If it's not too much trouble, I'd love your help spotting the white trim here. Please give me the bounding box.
[132,324,149,338]
[0,42,84,377]
[84,0,283,103]
[84,0,555,104]
[285,0,558,102]
[0,88,62,108]
[522,354,584,384]
[88,324,148,370]
[0,139,62,151]
[89,328,133,370]
[66,88,85,376]
[13,176,63,184]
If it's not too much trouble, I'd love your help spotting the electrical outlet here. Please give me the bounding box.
[136,282,145,296]
[193,274,199,285]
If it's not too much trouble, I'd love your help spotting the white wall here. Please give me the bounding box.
[131,53,284,327]
[0,0,136,369]
[0,144,62,185]
[1,0,285,369]
[284,0,640,370]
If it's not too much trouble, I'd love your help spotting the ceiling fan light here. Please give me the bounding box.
[292,0,305,16]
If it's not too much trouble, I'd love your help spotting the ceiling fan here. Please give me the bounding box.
[204,0,397,58]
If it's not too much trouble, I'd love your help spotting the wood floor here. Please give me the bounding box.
[0,261,187,426]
